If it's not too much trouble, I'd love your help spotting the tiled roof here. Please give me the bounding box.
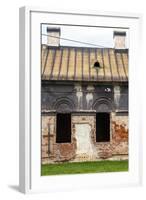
[41,45,128,82]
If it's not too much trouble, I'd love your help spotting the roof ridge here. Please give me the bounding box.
[42,44,129,51]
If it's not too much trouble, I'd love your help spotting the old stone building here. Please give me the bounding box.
[41,28,128,164]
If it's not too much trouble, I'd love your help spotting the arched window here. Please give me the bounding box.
[93,98,112,142]
[53,98,74,143]
[53,97,75,112]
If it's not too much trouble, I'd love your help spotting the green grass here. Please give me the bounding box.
[41,160,128,176]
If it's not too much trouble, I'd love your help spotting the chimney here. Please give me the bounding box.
[47,27,61,46]
[113,31,126,49]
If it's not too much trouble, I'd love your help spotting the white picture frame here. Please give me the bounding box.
[19,6,142,194]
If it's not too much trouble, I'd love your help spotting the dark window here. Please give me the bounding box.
[96,113,110,142]
[94,61,100,68]
[56,113,71,143]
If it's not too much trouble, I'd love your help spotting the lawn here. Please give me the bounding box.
[41,160,128,176]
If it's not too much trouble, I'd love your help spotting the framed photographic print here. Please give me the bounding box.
[19,7,142,193]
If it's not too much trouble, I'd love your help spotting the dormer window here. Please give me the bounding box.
[93,61,100,68]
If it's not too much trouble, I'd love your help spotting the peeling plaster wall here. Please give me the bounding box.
[86,85,94,110]
[75,124,92,154]
[111,112,128,155]
[74,84,83,110]
[114,86,121,108]
[41,82,115,112]
[41,112,128,163]
[41,115,56,164]
[72,115,97,162]
[42,114,97,163]
[95,112,128,160]
[41,82,128,164]
[41,114,77,164]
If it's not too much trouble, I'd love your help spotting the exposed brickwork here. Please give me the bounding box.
[53,143,76,162]
[41,112,128,164]
[41,115,56,163]
[95,112,128,159]
[111,112,128,155]
[112,114,128,142]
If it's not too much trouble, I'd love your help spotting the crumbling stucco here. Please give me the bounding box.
[41,112,128,164]
[74,84,83,110]
[114,86,121,108]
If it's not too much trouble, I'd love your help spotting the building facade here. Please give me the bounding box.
[41,29,128,164]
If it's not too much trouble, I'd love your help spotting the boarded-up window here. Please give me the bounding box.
[96,113,110,142]
[56,113,71,143]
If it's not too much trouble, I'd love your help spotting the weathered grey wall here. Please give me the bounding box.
[41,81,128,112]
